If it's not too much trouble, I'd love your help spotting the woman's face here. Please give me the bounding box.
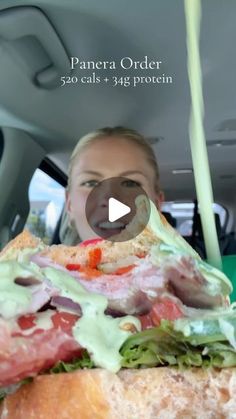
[66,137,163,241]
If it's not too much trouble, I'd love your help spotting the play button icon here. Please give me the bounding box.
[108,198,131,222]
[85,177,151,242]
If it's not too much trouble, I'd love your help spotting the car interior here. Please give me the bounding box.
[0,1,235,270]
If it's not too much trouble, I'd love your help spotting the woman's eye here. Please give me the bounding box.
[121,179,141,188]
[80,180,99,188]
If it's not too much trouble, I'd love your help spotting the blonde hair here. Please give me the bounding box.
[68,126,161,192]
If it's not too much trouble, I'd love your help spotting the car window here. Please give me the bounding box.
[25,169,65,244]
[162,202,227,237]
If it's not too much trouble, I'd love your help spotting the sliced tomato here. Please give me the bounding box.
[150,298,184,326]
[15,311,80,338]
[17,314,37,330]
[138,298,184,330]
[137,312,154,330]
[51,312,79,334]
[66,263,81,271]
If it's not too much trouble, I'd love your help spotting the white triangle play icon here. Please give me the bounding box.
[108,198,131,222]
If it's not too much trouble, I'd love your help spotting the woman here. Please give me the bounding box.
[62,126,164,243]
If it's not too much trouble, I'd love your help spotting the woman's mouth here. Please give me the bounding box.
[94,221,126,238]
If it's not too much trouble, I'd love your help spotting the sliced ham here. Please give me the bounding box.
[163,256,226,308]
[70,259,167,315]
[0,312,81,387]
[0,276,59,320]
[30,254,166,315]
[27,278,59,314]
[31,252,227,315]
[69,256,227,314]
[30,253,66,270]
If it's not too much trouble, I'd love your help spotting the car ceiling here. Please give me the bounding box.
[0,0,236,202]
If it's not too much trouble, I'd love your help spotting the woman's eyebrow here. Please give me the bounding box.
[119,170,147,177]
[78,170,103,176]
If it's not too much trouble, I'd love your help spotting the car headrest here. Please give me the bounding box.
[194,213,223,239]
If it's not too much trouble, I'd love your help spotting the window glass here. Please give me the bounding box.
[25,169,65,243]
[161,201,227,236]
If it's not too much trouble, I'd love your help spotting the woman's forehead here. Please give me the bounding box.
[72,136,150,172]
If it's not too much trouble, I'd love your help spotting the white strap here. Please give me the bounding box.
[184,0,222,269]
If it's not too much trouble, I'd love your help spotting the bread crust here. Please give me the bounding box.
[1,367,236,419]
[0,230,43,261]
[1,228,235,418]
[40,226,158,267]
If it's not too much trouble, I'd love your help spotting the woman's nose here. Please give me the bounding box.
[96,183,118,207]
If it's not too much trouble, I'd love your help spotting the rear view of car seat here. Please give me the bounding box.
[189,213,236,258]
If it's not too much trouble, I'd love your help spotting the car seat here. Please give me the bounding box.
[189,213,236,258]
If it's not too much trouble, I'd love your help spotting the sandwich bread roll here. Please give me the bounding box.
[0,201,235,418]
[1,367,236,419]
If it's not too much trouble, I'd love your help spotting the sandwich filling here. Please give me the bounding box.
[0,199,235,399]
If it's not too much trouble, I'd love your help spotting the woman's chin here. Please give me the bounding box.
[93,227,124,239]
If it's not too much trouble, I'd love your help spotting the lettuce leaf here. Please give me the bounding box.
[50,350,94,373]
[0,377,33,403]
[0,354,94,402]
[120,319,236,369]
[49,314,236,372]
[0,389,6,403]
[174,312,236,347]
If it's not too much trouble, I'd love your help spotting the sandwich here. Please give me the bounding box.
[0,198,236,418]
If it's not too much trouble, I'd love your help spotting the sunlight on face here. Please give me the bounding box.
[66,137,163,241]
